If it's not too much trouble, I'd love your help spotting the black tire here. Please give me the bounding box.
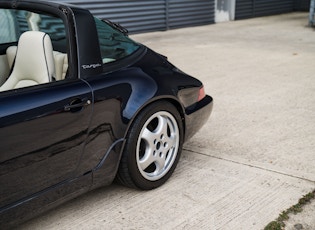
[116,101,184,190]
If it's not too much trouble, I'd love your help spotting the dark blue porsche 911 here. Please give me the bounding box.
[0,0,213,227]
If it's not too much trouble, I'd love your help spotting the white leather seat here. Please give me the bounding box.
[0,31,55,92]
[6,47,68,81]
[53,51,68,81]
[6,46,16,69]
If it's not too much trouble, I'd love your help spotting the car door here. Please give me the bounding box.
[0,80,93,209]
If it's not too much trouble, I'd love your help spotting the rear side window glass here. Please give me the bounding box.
[94,17,140,64]
[0,9,66,52]
[0,8,69,92]
[0,9,19,43]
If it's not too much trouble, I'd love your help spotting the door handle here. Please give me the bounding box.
[64,98,91,112]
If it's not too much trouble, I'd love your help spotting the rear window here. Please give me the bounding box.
[94,17,140,64]
[0,9,19,43]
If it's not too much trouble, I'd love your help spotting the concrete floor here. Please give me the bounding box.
[20,13,315,229]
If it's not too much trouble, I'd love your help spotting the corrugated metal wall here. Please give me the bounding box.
[234,0,253,19]
[294,0,310,11]
[54,0,305,33]
[235,0,294,20]
[168,0,215,29]
[59,0,215,34]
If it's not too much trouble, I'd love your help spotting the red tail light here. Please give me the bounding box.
[198,86,206,101]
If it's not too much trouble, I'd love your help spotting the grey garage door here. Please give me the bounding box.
[294,0,310,11]
[61,0,215,34]
[168,0,215,29]
[235,0,294,20]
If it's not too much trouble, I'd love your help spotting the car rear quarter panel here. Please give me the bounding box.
[129,48,212,139]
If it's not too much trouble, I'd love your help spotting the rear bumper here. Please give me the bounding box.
[184,95,213,141]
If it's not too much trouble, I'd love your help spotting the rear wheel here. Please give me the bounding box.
[116,101,183,190]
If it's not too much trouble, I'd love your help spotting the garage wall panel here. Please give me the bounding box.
[168,0,215,29]
[62,0,166,33]
[236,0,294,20]
[255,0,294,17]
[235,0,254,19]
[294,0,310,11]
[57,0,214,34]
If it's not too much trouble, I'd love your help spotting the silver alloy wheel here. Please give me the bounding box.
[136,111,180,181]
